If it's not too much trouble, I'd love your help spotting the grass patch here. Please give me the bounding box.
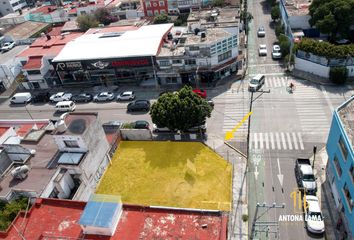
[96,141,232,211]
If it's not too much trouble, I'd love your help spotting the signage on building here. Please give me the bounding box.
[111,58,151,67]
[55,62,83,71]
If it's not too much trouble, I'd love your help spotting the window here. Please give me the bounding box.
[189,46,199,51]
[64,140,79,148]
[147,10,153,16]
[333,155,342,177]
[343,184,353,211]
[218,50,232,62]
[160,9,165,14]
[159,60,170,66]
[159,1,164,6]
[154,10,159,15]
[146,1,151,7]
[166,77,177,84]
[172,59,182,64]
[185,59,196,65]
[339,137,348,160]
[27,70,41,75]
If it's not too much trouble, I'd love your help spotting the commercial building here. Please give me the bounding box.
[140,0,168,16]
[326,97,354,238]
[0,197,228,239]
[0,112,110,201]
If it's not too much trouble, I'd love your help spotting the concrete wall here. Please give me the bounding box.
[295,56,330,78]
[120,129,152,140]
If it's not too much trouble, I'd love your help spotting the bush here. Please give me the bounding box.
[121,123,134,129]
[242,214,249,222]
[275,22,285,37]
[0,197,29,231]
[329,67,348,84]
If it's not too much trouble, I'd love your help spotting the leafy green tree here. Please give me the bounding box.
[212,0,224,7]
[275,22,285,37]
[77,14,99,32]
[271,5,280,21]
[329,66,348,84]
[150,86,212,132]
[278,34,291,56]
[153,14,171,24]
[309,0,354,41]
[0,197,29,231]
[267,0,276,6]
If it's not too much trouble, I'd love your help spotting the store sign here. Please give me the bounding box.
[55,62,83,71]
[91,61,109,69]
[111,58,150,67]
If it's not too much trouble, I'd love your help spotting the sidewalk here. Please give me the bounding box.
[311,147,348,240]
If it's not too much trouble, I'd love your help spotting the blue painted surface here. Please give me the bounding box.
[326,98,354,234]
[79,201,121,228]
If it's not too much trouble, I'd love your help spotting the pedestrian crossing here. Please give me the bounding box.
[264,76,289,88]
[250,132,305,150]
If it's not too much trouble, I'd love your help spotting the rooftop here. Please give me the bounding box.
[283,0,311,16]
[3,21,49,41]
[338,97,354,150]
[53,23,173,62]
[96,141,232,211]
[3,198,227,239]
[62,112,97,135]
[30,5,57,14]
[187,8,240,28]
[185,28,232,45]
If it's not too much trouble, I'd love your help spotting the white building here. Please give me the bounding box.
[0,0,27,17]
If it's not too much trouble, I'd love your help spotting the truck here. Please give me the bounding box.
[295,158,317,194]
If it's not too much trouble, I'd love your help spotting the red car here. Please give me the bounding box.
[193,89,207,98]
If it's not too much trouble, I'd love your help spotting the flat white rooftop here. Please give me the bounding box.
[53,23,173,62]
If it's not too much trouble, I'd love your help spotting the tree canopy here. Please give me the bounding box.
[271,5,280,21]
[76,14,99,32]
[153,14,171,24]
[309,0,354,41]
[150,86,212,132]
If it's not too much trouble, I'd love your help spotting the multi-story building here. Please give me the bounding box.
[0,112,111,201]
[140,0,168,16]
[326,97,354,239]
[0,0,27,17]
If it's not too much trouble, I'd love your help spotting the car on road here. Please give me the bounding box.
[257,27,265,37]
[134,120,150,129]
[102,121,122,132]
[50,92,72,103]
[295,158,317,194]
[10,92,32,104]
[72,93,93,103]
[303,195,325,235]
[117,91,135,101]
[248,74,265,92]
[93,92,115,102]
[127,100,150,112]
[1,42,15,52]
[259,44,267,56]
[272,45,282,59]
[32,92,50,103]
[193,89,207,98]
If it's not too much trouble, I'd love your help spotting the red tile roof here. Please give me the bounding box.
[32,5,57,14]
[23,56,43,70]
[1,198,227,239]
[48,26,64,36]
[0,127,10,137]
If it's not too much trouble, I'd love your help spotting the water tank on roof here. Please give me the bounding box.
[56,119,67,133]
[11,165,30,180]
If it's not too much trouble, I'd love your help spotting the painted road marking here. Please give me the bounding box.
[281,132,287,150]
[224,112,252,140]
[276,132,281,150]
[286,132,293,150]
[292,132,299,150]
[265,133,269,149]
[259,133,263,149]
[270,132,275,150]
[254,133,258,149]
[297,132,304,150]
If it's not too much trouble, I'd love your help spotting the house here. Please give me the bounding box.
[326,96,354,239]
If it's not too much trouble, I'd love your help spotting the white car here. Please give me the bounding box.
[257,27,265,37]
[50,92,72,103]
[304,195,325,235]
[153,124,173,133]
[117,91,135,101]
[272,45,282,59]
[94,92,115,102]
[1,42,15,52]
[259,44,267,56]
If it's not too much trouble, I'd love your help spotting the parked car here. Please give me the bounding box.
[295,158,317,194]
[186,123,207,133]
[55,101,76,112]
[304,195,325,235]
[10,92,32,104]
[102,121,122,132]
[248,74,265,92]
[153,124,174,133]
[72,93,93,103]
[50,92,72,103]
[32,92,50,103]
[1,42,15,52]
[93,92,115,102]
[117,91,135,101]
[272,45,282,59]
[193,89,207,98]
[134,120,150,129]
[257,27,265,37]
[127,100,150,112]
[259,44,267,56]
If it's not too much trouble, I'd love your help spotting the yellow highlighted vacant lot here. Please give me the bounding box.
[96,141,232,211]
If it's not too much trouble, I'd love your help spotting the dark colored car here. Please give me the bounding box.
[127,100,150,112]
[134,120,150,129]
[32,92,50,103]
[72,93,93,103]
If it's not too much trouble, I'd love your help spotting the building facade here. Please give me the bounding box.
[140,0,168,16]
[326,97,354,238]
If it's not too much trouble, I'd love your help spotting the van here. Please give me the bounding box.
[10,92,32,104]
[248,74,265,92]
[55,101,76,112]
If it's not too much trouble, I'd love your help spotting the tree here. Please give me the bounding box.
[309,0,354,41]
[94,7,118,25]
[212,0,224,7]
[77,14,99,32]
[275,22,285,37]
[329,66,348,84]
[271,5,280,21]
[278,34,291,56]
[153,14,171,24]
[150,86,212,132]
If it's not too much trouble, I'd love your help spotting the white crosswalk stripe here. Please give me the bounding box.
[263,76,295,88]
[251,132,305,151]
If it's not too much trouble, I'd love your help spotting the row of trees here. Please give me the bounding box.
[77,8,118,32]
